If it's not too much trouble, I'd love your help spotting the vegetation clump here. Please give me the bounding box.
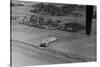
[30,3,86,17]
[20,15,85,32]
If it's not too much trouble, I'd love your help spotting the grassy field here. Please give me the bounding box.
[11,0,96,67]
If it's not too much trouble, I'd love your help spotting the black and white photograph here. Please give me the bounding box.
[11,0,97,67]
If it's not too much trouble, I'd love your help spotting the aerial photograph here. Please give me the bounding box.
[11,0,96,67]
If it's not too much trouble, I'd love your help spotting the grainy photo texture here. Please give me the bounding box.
[11,0,96,67]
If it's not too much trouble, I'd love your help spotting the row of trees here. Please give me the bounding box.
[20,14,85,32]
[30,3,86,17]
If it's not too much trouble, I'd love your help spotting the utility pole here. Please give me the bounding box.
[86,5,94,35]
